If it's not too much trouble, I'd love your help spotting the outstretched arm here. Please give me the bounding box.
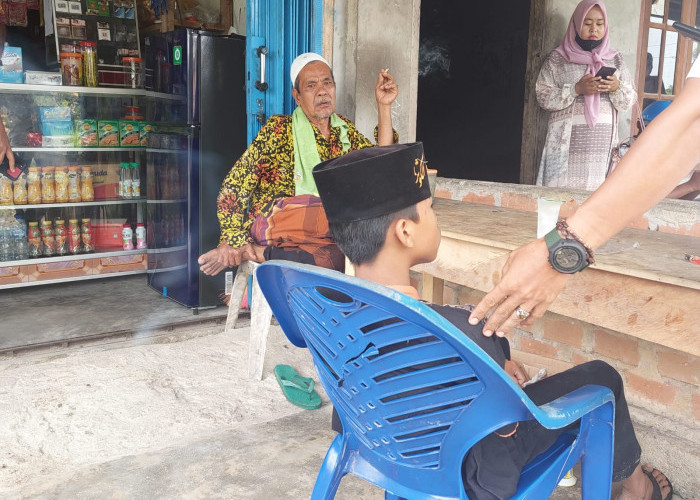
[469,76,700,336]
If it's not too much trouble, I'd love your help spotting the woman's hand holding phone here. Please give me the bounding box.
[597,73,620,93]
[575,74,601,95]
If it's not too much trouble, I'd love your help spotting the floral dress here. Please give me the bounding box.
[217,114,380,247]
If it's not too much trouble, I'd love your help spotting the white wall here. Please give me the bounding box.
[330,0,420,143]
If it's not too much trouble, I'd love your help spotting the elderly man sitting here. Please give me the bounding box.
[198,53,399,277]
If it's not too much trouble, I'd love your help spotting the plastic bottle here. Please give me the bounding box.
[41,166,56,203]
[80,166,94,201]
[27,166,41,204]
[123,163,132,199]
[27,221,41,257]
[135,222,146,249]
[130,162,140,198]
[54,219,68,256]
[118,162,127,198]
[81,218,93,252]
[11,214,27,259]
[68,218,81,254]
[41,220,56,256]
[0,214,11,261]
[0,173,12,205]
[13,172,27,205]
[122,223,134,250]
[68,166,81,202]
[54,166,69,203]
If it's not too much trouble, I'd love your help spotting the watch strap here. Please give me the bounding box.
[544,227,561,249]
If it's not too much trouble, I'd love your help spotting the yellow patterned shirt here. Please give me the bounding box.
[217,113,390,247]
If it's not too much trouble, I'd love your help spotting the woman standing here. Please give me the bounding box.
[536,0,636,191]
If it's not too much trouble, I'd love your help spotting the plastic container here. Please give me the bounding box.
[81,218,93,252]
[135,222,146,249]
[68,166,81,202]
[80,41,98,87]
[41,166,56,203]
[122,224,134,250]
[41,220,56,256]
[122,57,143,89]
[13,172,28,205]
[54,166,69,203]
[0,174,12,205]
[80,166,94,201]
[68,219,81,254]
[27,167,41,204]
[60,52,83,86]
[27,221,41,257]
[54,219,68,255]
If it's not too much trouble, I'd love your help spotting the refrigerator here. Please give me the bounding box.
[144,29,247,309]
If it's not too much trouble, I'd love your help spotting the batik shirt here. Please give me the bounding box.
[217,113,388,247]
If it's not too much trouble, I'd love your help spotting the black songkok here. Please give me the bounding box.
[313,142,431,223]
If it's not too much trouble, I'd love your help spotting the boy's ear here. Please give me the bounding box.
[392,218,416,248]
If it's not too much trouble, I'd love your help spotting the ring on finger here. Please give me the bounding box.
[515,306,530,320]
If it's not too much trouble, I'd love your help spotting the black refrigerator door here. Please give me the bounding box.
[146,30,246,309]
[191,31,247,308]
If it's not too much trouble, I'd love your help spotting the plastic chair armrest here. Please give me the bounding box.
[529,385,615,429]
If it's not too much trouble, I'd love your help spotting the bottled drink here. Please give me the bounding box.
[40,220,56,256]
[27,166,42,204]
[118,162,127,198]
[0,173,12,205]
[54,166,69,203]
[27,221,41,257]
[122,223,134,250]
[68,218,81,254]
[11,215,27,259]
[68,166,81,202]
[54,219,68,256]
[135,222,147,249]
[41,166,56,203]
[80,167,94,201]
[130,162,140,198]
[13,172,27,205]
[121,162,132,199]
[0,214,11,261]
[81,218,93,252]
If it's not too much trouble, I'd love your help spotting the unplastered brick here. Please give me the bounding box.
[593,328,640,366]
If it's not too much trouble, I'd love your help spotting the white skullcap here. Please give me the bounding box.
[290,52,330,86]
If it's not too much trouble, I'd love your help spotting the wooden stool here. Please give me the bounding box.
[225,261,273,380]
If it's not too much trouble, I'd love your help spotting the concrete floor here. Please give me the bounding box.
[0,277,686,499]
[0,275,227,351]
[0,318,585,500]
[0,276,587,499]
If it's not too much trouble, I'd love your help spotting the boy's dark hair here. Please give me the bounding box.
[329,204,419,265]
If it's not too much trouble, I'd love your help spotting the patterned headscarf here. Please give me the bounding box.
[555,0,619,128]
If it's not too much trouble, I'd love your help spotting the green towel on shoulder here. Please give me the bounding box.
[292,106,351,196]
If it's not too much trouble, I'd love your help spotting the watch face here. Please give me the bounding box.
[552,246,585,273]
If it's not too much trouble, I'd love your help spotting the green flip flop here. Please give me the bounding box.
[274,364,322,410]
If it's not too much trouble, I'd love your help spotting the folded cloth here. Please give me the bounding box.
[250,194,344,271]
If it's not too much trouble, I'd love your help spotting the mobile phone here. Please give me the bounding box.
[0,153,27,180]
[595,66,616,79]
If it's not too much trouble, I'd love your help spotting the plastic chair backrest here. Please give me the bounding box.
[256,261,549,497]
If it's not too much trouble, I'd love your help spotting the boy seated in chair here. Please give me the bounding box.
[312,142,672,500]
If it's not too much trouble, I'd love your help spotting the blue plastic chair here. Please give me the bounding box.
[255,261,615,500]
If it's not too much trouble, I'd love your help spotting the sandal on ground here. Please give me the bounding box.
[641,465,673,500]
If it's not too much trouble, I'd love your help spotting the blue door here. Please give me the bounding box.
[246,0,324,143]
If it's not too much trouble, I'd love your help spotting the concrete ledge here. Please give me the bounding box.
[434,178,700,236]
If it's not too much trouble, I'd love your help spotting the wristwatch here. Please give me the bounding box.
[544,228,590,274]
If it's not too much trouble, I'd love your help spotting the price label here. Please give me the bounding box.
[173,45,182,66]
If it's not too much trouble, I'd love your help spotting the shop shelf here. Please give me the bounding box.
[0,198,147,210]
